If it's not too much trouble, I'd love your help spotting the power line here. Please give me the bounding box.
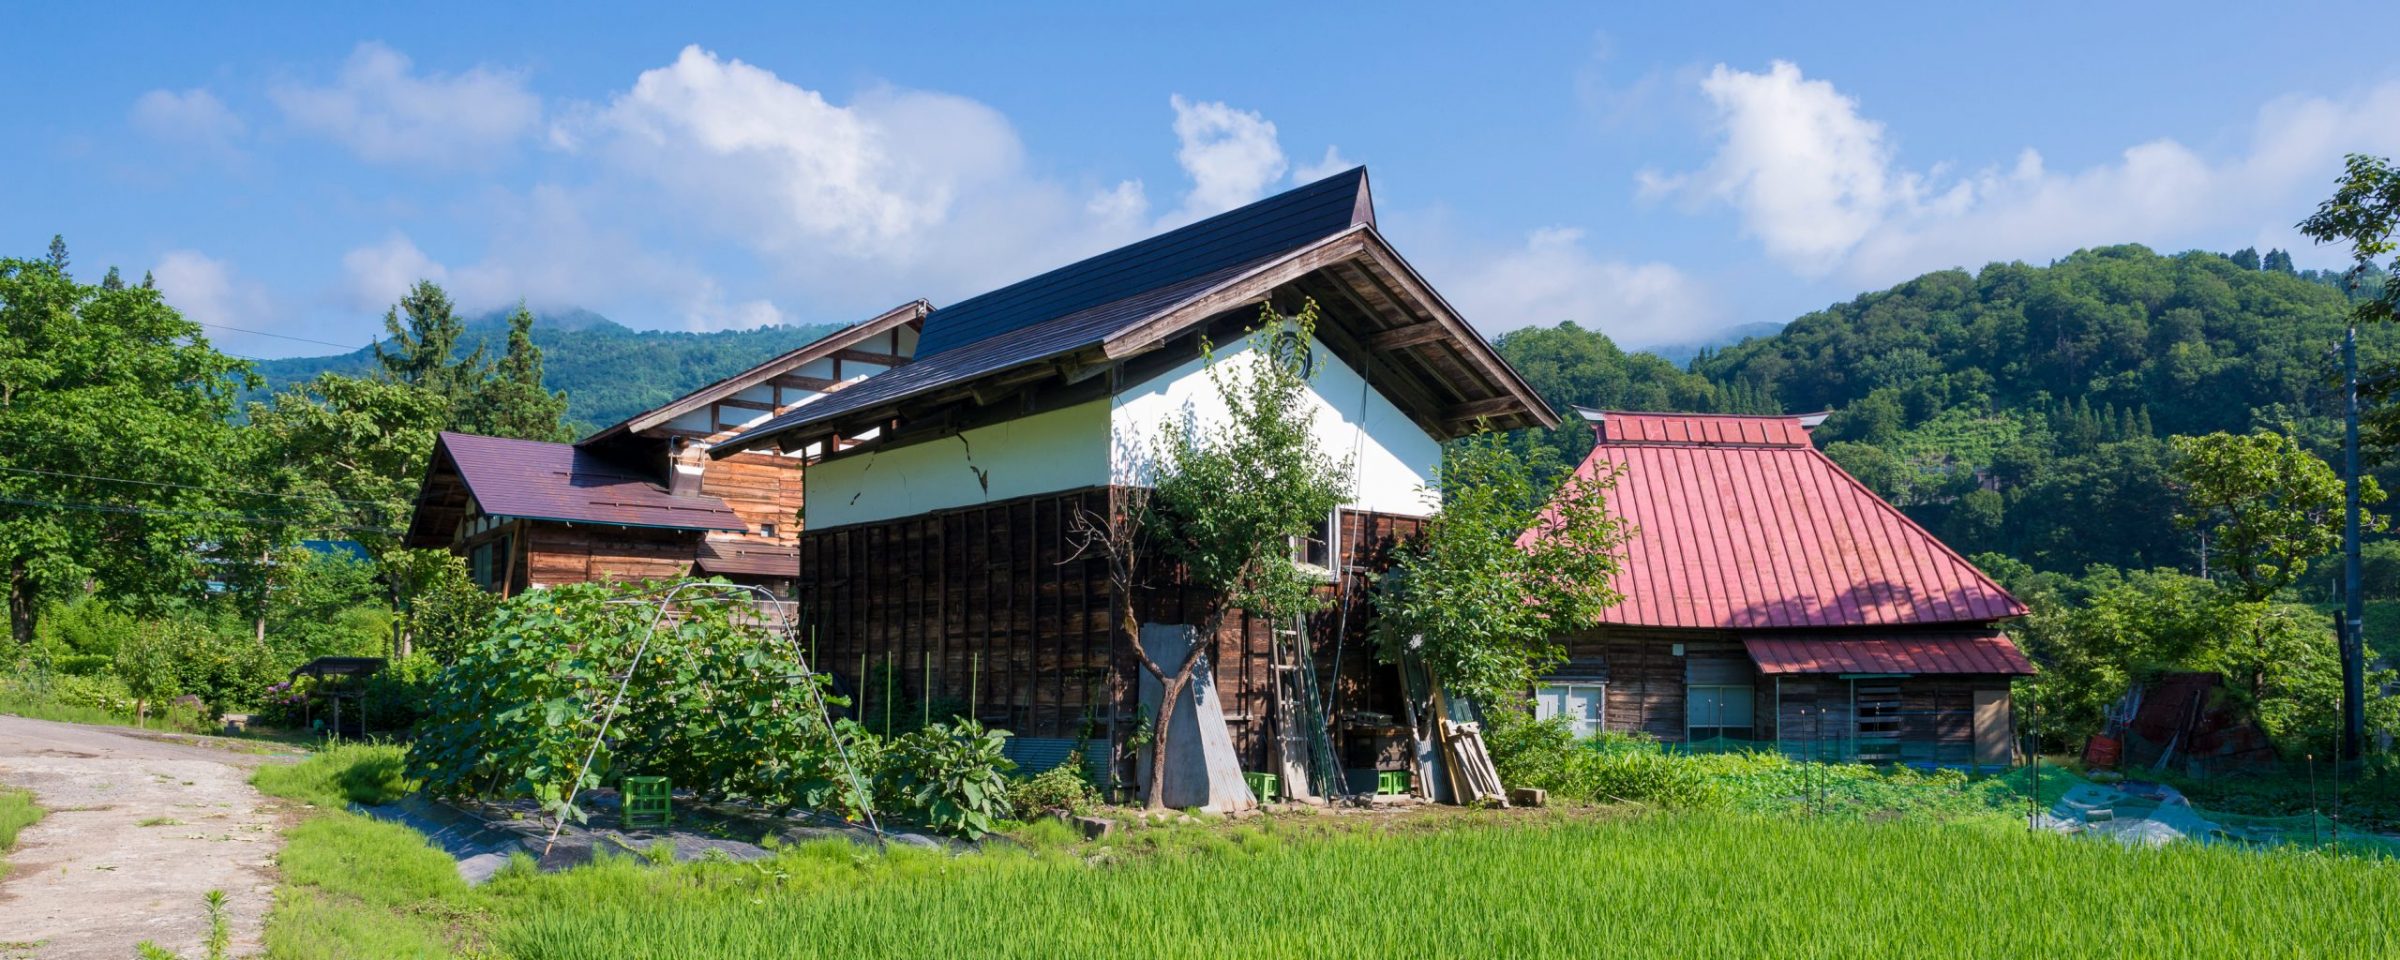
[0,464,397,509]
[192,320,367,352]
[0,494,401,535]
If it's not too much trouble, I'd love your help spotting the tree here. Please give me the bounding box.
[457,303,572,441]
[1374,434,1630,704]
[372,280,486,407]
[2263,248,2296,274]
[0,242,251,644]
[2231,247,2262,270]
[1126,300,1354,809]
[245,373,448,560]
[2169,430,2381,600]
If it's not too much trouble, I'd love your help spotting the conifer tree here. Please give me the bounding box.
[458,303,572,441]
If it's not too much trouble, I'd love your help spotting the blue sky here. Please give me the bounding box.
[6,1,2398,359]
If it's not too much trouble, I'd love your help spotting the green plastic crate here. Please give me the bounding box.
[1243,771,1280,803]
[624,776,672,829]
[1344,769,1410,796]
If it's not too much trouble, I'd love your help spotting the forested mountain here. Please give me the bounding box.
[251,310,841,432]
[1498,244,2399,580]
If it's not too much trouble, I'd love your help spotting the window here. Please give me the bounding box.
[468,536,510,593]
[759,523,778,538]
[1686,685,1754,740]
[1536,683,1606,738]
[1292,510,1337,572]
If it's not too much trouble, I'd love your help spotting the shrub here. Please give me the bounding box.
[407,580,849,824]
[1007,751,1101,818]
[885,719,1015,838]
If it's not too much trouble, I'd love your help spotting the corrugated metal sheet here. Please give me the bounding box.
[1535,412,2026,629]
[694,540,798,577]
[913,168,1369,357]
[434,432,746,532]
[1743,631,2036,675]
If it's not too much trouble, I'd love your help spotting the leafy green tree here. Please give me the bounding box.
[2231,247,2262,271]
[456,303,571,441]
[1132,300,1354,810]
[2298,154,2400,451]
[113,622,183,726]
[371,280,486,407]
[2170,430,2382,600]
[0,242,251,644]
[2263,248,2296,274]
[243,373,448,560]
[1374,434,1630,703]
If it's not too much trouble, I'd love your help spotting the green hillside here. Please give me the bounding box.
[250,308,842,433]
[1498,245,2398,580]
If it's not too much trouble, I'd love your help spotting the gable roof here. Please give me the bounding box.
[1537,411,2026,630]
[711,168,1555,457]
[404,431,745,547]
[577,299,928,447]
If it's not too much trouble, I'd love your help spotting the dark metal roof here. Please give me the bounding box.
[414,432,746,540]
[695,540,800,578]
[290,656,387,680]
[1743,631,2036,676]
[913,167,1371,358]
[715,260,1266,452]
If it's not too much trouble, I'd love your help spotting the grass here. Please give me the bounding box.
[0,785,40,879]
[250,746,2400,960]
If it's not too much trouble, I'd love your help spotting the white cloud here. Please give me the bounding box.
[339,233,448,313]
[1654,61,2400,285]
[1439,227,1724,347]
[271,42,540,167]
[1168,95,1287,222]
[1292,145,1353,184]
[537,45,1152,314]
[153,249,277,334]
[129,88,245,153]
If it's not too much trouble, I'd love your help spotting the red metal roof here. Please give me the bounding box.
[1536,412,2026,629]
[1743,631,2036,675]
[428,432,746,533]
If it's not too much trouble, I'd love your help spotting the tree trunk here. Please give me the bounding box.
[7,560,33,647]
[1141,614,1220,811]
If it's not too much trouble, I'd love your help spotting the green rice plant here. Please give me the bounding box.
[483,813,2400,959]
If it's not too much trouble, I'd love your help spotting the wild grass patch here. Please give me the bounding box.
[0,785,40,878]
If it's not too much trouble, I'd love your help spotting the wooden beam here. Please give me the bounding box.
[1367,320,1448,351]
[715,397,778,412]
[1445,396,1525,424]
[770,374,839,392]
[835,348,910,367]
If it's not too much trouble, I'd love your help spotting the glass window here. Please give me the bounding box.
[1687,685,1754,737]
[1536,683,1606,738]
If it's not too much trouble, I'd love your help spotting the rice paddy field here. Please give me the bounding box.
[253,747,2400,960]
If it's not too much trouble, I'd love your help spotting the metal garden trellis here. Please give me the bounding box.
[541,580,885,855]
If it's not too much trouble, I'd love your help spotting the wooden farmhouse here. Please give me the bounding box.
[1530,410,2034,769]
[709,168,1556,802]
[403,300,928,596]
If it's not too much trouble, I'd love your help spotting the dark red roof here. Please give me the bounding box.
[1538,412,2026,629]
[695,540,798,578]
[424,432,745,533]
[1744,631,2036,675]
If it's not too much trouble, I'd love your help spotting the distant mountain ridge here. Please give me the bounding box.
[249,308,843,432]
[1640,321,1787,368]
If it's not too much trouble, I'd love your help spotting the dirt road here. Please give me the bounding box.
[0,716,299,960]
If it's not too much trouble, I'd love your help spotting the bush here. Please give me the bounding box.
[407,580,850,824]
[885,719,1015,838]
[1007,751,1101,818]
[1483,711,1720,810]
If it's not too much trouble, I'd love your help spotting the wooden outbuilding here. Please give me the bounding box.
[709,168,1555,801]
[404,301,928,595]
[1527,410,2034,768]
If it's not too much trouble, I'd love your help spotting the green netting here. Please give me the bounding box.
[2027,767,2400,858]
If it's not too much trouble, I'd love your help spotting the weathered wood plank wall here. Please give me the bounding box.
[794,487,1424,773]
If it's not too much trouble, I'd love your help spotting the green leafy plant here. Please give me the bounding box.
[885,719,1015,838]
[406,579,853,824]
[1007,751,1101,818]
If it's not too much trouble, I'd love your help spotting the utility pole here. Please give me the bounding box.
[2344,319,2367,761]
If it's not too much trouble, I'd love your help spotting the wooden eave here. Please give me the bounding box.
[764,230,1554,457]
[578,299,928,446]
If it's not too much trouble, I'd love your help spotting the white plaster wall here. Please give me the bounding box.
[804,399,1113,529]
[1109,335,1441,516]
